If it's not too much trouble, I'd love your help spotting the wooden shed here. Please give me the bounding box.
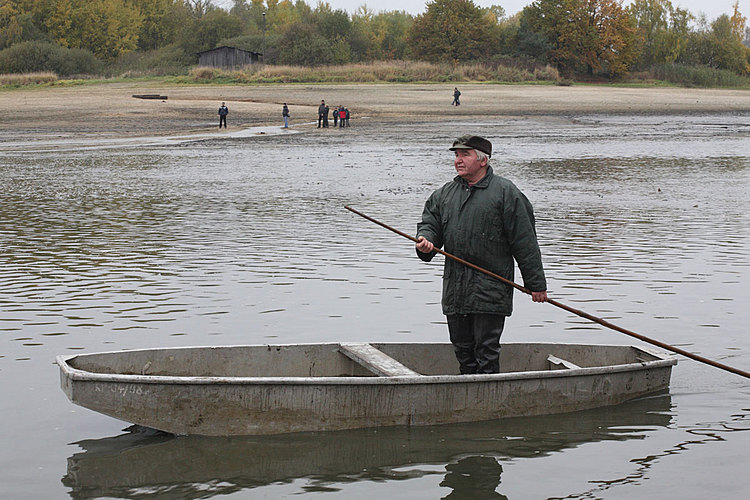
[197,46,261,68]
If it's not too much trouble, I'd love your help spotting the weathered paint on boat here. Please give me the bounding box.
[57,342,676,436]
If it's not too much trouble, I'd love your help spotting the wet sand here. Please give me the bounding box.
[2,82,750,144]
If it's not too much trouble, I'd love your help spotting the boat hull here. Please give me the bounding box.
[58,342,675,436]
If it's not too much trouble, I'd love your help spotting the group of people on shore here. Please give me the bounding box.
[216,100,351,129]
[218,89,463,129]
[317,100,350,128]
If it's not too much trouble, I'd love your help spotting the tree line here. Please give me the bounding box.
[0,0,748,79]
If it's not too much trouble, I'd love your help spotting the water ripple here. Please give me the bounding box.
[0,115,748,360]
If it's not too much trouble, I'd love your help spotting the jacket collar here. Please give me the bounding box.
[455,166,493,188]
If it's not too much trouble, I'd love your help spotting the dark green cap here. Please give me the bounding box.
[449,135,492,157]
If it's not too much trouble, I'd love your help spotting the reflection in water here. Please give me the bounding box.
[62,395,672,499]
[1,116,747,348]
[441,456,506,500]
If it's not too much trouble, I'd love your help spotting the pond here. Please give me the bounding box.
[1,113,748,498]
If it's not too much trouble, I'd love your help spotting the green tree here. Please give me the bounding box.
[485,4,505,20]
[277,21,334,65]
[407,0,495,63]
[628,0,693,68]
[0,40,102,74]
[522,0,583,73]
[680,3,749,73]
[177,6,244,54]
[709,11,749,73]
[313,4,350,40]
[229,0,252,24]
[352,7,411,61]
[514,12,551,60]
[6,0,60,45]
[628,0,669,66]
[132,0,189,51]
[310,3,352,62]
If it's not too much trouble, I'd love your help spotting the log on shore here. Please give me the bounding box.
[132,94,168,100]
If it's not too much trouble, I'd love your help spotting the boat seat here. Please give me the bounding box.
[547,354,581,370]
[339,343,421,377]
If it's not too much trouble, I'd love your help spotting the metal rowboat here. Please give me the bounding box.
[57,342,675,436]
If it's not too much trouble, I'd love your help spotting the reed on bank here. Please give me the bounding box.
[181,61,561,84]
[0,72,59,86]
[649,63,750,88]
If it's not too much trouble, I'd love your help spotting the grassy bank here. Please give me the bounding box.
[2,61,750,89]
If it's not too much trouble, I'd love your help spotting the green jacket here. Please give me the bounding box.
[417,166,547,316]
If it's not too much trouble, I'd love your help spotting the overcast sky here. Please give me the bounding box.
[215,0,748,22]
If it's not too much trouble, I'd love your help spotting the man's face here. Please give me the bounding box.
[454,149,487,183]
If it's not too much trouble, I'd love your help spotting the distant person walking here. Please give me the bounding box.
[318,100,326,128]
[218,102,229,128]
[452,88,461,106]
[282,103,290,128]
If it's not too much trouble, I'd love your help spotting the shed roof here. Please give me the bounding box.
[196,45,261,56]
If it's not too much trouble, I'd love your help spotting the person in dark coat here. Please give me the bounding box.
[415,135,548,374]
[317,100,326,128]
[218,102,228,128]
[452,88,461,106]
[282,103,290,128]
[333,107,339,127]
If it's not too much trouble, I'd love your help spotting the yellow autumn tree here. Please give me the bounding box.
[524,0,639,76]
[728,1,750,72]
[0,0,24,49]
[709,9,749,73]
[581,0,640,76]
[729,1,747,40]
[47,0,143,60]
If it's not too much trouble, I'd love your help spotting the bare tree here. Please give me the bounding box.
[186,0,216,18]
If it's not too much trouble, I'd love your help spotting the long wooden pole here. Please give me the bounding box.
[345,205,750,380]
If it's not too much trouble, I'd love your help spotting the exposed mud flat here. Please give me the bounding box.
[2,82,750,147]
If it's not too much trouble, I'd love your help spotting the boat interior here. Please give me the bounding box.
[64,343,664,378]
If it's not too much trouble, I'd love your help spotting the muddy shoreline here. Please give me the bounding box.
[2,82,750,145]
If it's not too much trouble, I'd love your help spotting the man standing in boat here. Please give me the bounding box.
[415,135,548,374]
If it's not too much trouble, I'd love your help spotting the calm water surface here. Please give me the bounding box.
[1,114,749,498]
